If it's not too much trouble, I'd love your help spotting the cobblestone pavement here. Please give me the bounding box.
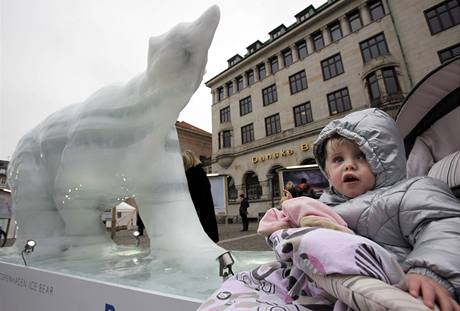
[112,220,271,252]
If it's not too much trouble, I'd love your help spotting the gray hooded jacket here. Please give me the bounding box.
[313,108,460,300]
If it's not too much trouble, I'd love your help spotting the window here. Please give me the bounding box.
[382,67,401,95]
[282,48,293,67]
[438,42,460,63]
[217,87,224,101]
[296,40,308,60]
[262,84,278,106]
[347,10,362,32]
[245,172,262,200]
[236,76,243,92]
[239,96,252,116]
[328,22,342,42]
[360,33,389,63]
[425,0,460,34]
[227,176,238,201]
[241,123,254,144]
[269,56,279,74]
[312,31,324,50]
[289,70,308,94]
[218,130,232,149]
[257,63,266,80]
[321,53,344,80]
[246,70,255,86]
[366,72,381,103]
[265,113,281,136]
[327,88,352,115]
[226,82,234,97]
[368,0,385,20]
[220,106,231,123]
[293,102,313,127]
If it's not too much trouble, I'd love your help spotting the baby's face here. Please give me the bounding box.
[325,140,375,198]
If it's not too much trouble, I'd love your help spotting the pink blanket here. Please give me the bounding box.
[258,196,352,236]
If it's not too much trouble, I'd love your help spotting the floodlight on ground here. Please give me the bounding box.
[217,251,234,280]
[21,239,37,266]
[133,230,141,246]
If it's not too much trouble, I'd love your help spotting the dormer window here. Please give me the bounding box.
[227,54,243,67]
[295,5,315,23]
[269,25,287,40]
[246,40,263,55]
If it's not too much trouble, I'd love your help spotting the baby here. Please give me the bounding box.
[313,108,460,310]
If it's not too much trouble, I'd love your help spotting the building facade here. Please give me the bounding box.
[206,0,460,217]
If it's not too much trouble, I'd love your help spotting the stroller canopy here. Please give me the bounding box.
[396,56,460,156]
[396,56,460,194]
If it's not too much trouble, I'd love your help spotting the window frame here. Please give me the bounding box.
[219,130,232,149]
[327,87,352,116]
[241,123,255,144]
[282,48,293,67]
[321,53,344,80]
[262,84,278,106]
[219,106,231,123]
[360,32,389,63]
[424,0,460,35]
[239,96,252,116]
[366,72,381,103]
[257,63,266,80]
[269,56,279,74]
[289,70,308,94]
[236,76,244,92]
[438,42,460,63]
[328,21,343,42]
[246,70,255,86]
[382,67,401,96]
[312,31,325,51]
[296,40,308,60]
[265,113,282,136]
[217,87,224,101]
[293,102,313,127]
[226,82,234,97]
[368,0,385,21]
[347,9,363,32]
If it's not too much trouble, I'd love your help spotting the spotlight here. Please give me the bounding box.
[21,240,37,266]
[217,251,234,279]
[132,230,140,247]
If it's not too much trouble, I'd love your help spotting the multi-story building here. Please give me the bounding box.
[205,0,460,217]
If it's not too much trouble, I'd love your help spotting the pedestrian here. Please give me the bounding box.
[239,193,250,231]
[182,150,219,243]
[295,178,314,198]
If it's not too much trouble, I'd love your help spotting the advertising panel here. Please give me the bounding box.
[208,174,227,214]
[0,261,201,311]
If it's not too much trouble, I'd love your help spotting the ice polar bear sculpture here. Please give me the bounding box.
[7,6,225,263]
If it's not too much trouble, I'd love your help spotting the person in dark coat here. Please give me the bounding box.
[182,150,219,243]
[295,178,315,198]
[239,193,250,231]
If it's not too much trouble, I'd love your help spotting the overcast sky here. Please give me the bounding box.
[0,0,326,160]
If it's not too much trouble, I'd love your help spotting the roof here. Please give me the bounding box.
[175,121,211,137]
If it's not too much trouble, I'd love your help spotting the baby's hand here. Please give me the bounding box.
[279,189,293,204]
[406,273,460,311]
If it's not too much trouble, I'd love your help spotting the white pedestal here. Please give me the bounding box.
[0,261,201,311]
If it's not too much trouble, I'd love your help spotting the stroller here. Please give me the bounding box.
[396,56,460,198]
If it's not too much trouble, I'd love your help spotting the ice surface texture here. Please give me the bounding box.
[7,6,225,264]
